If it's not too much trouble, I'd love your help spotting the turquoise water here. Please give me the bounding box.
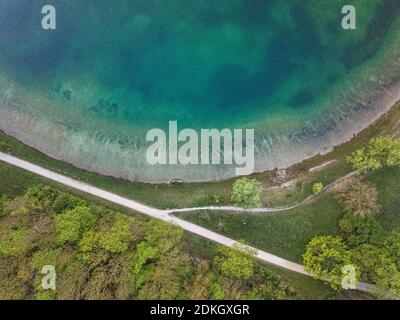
[1,0,400,181]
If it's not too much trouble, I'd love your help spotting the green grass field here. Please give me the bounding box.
[175,194,342,263]
[174,164,400,261]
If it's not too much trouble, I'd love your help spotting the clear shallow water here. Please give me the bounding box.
[0,0,400,181]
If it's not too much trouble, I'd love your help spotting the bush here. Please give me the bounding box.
[312,182,324,194]
[231,178,262,208]
[27,185,58,210]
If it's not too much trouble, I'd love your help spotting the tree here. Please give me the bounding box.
[214,243,256,280]
[98,218,133,253]
[303,236,353,290]
[137,252,191,300]
[312,182,324,194]
[55,206,98,244]
[231,178,262,208]
[0,228,32,257]
[52,193,86,214]
[210,282,225,300]
[36,290,56,300]
[0,195,8,217]
[338,213,384,248]
[350,244,400,298]
[0,184,297,300]
[26,185,58,211]
[144,220,184,253]
[347,136,400,172]
[131,241,159,291]
[30,248,61,280]
[383,231,400,269]
[335,178,381,217]
[387,138,400,167]
[79,230,100,253]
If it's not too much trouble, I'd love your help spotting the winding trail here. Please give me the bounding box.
[170,170,359,214]
[0,152,374,293]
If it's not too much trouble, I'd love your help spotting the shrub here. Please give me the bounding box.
[383,231,400,269]
[26,185,58,211]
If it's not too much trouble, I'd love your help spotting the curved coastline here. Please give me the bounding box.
[1,21,400,183]
[1,83,400,183]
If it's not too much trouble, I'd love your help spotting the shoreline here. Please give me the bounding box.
[2,16,400,183]
[1,4,400,183]
[1,80,400,183]
[1,91,400,185]
[1,97,400,211]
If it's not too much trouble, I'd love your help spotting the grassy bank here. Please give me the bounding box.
[174,165,400,283]
[174,194,342,263]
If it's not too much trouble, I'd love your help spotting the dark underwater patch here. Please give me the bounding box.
[289,90,314,109]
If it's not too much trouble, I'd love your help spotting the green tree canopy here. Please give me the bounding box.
[210,282,225,300]
[98,218,133,253]
[144,220,184,253]
[214,243,256,280]
[55,206,98,244]
[0,184,296,300]
[338,213,384,248]
[0,228,32,257]
[383,231,400,269]
[347,136,400,172]
[231,177,262,208]
[351,244,400,298]
[303,236,353,290]
[312,182,324,195]
[52,193,87,214]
